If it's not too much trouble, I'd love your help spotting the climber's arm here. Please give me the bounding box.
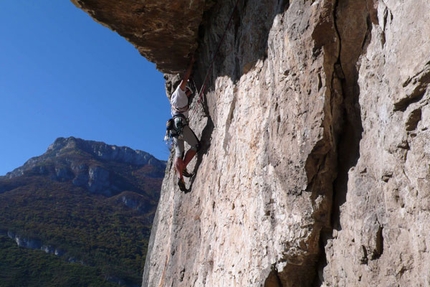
[179,55,195,91]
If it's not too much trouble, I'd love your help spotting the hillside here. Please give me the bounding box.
[0,137,165,287]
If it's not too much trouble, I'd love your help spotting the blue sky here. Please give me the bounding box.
[0,1,172,175]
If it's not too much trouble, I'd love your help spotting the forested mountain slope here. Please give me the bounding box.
[0,137,165,287]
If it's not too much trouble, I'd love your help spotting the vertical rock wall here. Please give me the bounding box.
[323,0,430,286]
[143,0,430,286]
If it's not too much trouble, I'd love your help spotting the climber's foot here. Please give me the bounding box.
[183,169,194,178]
[178,178,188,192]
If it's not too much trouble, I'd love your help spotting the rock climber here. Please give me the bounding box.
[169,56,200,192]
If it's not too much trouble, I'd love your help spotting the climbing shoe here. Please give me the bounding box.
[178,178,187,192]
[183,169,194,178]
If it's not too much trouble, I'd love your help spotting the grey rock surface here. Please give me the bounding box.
[72,0,430,286]
[71,0,211,73]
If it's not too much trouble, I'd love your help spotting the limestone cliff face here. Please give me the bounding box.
[71,0,210,73]
[73,0,430,286]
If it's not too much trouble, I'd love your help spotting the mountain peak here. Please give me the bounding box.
[4,137,166,197]
[0,140,165,286]
[45,136,159,166]
[47,136,148,163]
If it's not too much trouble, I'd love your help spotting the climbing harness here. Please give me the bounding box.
[164,114,188,141]
[172,102,189,114]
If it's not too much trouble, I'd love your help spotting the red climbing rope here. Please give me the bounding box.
[197,0,241,106]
